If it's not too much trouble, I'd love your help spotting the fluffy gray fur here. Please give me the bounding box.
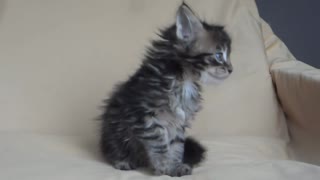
[99,3,232,177]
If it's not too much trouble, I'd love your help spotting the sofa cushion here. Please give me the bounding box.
[2,133,319,180]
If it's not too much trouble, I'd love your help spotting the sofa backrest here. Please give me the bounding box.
[0,0,288,139]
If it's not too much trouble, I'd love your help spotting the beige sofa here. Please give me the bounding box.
[1,0,320,179]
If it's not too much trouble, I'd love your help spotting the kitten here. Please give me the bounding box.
[99,3,232,177]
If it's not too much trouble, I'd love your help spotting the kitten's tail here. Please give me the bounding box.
[183,137,206,166]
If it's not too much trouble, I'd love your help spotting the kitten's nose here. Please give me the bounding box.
[224,62,233,73]
[226,65,233,73]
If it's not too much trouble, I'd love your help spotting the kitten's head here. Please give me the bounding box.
[163,3,232,84]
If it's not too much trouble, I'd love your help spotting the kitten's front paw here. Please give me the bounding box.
[172,164,192,177]
[154,168,166,176]
[153,167,170,176]
[113,161,134,171]
[153,164,192,177]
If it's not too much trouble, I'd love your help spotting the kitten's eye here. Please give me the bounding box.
[215,52,224,64]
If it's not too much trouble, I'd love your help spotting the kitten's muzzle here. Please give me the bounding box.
[223,61,233,74]
[227,65,233,73]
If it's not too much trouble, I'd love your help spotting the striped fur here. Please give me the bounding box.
[99,3,232,177]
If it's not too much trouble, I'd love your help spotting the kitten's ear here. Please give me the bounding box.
[176,3,203,43]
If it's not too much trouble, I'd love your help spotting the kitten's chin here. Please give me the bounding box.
[200,70,230,85]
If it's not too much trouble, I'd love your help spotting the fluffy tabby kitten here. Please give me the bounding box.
[99,3,232,177]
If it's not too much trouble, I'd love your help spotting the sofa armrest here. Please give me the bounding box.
[271,61,320,132]
[271,61,320,164]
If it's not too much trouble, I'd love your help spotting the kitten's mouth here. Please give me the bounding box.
[208,68,230,80]
[200,68,230,85]
[208,72,229,80]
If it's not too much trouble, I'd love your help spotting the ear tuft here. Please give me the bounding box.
[176,3,203,43]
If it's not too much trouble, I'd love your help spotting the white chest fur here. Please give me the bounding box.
[172,79,200,122]
[182,80,198,100]
[154,79,201,142]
